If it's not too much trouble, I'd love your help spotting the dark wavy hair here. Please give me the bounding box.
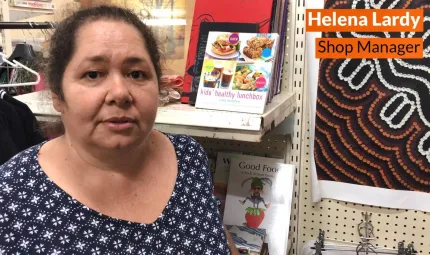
[46,5,163,101]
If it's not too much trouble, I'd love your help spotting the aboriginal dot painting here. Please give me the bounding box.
[314,0,430,210]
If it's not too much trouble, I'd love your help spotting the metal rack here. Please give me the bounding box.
[0,21,55,29]
[308,228,418,255]
[0,0,56,55]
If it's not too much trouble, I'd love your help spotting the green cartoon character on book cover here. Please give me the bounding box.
[239,177,272,228]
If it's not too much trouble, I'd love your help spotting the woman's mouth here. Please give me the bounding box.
[104,117,135,131]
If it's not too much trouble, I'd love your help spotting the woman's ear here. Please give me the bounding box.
[51,92,63,113]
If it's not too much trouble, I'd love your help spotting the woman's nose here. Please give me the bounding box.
[105,74,133,106]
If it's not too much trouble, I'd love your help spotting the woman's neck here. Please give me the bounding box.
[38,131,177,221]
[61,132,154,176]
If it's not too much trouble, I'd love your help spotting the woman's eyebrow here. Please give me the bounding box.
[123,57,150,66]
[79,55,151,67]
[82,55,108,63]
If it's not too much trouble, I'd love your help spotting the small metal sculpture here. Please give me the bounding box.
[356,237,377,255]
[406,243,416,255]
[318,229,325,248]
[356,212,377,254]
[313,240,323,255]
[357,212,375,238]
[398,241,406,255]
[313,230,325,255]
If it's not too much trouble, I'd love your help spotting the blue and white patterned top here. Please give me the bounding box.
[0,134,231,255]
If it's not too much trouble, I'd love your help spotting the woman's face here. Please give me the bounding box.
[54,20,159,150]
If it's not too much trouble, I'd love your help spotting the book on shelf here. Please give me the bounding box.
[223,157,295,255]
[181,0,276,104]
[270,0,290,101]
[187,22,260,105]
[269,0,279,32]
[225,225,266,255]
[195,32,280,114]
[213,152,283,217]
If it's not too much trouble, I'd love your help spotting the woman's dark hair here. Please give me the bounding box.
[47,5,163,100]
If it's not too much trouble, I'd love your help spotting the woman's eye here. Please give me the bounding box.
[129,71,145,80]
[84,71,100,80]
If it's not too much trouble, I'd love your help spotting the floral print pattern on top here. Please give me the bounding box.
[0,134,231,255]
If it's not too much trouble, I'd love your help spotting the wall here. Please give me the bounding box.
[123,0,195,75]
[9,0,195,76]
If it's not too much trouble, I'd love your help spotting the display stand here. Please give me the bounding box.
[8,0,430,254]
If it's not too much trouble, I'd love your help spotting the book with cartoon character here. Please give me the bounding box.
[213,152,283,217]
[223,158,295,255]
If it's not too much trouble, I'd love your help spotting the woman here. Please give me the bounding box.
[0,6,237,255]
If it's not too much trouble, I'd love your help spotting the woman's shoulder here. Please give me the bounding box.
[163,133,211,174]
[0,144,43,209]
[163,132,216,198]
[0,143,42,180]
[163,133,206,155]
[163,133,199,145]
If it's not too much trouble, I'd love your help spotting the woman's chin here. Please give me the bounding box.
[97,136,145,151]
[85,126,153,151]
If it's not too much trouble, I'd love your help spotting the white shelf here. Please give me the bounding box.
[9,8,54,22]
[8,0,55,22]
[15,91,296,142]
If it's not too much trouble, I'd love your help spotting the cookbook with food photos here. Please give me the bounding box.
[195,32,280,114]
[181,0,276,104]
[188,22,259,106]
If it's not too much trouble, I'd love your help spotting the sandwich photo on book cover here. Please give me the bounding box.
[207,33,241,60]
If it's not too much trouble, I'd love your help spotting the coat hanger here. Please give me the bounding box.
[0,23,36,80]
[0,52,40,88]
[0,89,6,99]
[7,26,36,63]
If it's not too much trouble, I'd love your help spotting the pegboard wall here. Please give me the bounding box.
[195,135,291,161]
[289,0,430,255]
